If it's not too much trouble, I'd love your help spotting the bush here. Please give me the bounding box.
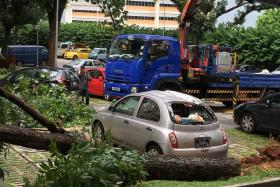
[25,142,146,187]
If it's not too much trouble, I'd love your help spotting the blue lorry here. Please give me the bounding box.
[104,34,280,105]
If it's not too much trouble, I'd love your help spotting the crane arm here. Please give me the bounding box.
[179,0,202,62]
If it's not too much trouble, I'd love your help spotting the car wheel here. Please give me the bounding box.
[73,55,78,60]
[147,145,163,156]
[16,61,23,67]
[104,94,111,101]
[91,121,104,144]
[240,113,256,133]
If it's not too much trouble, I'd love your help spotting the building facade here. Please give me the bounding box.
[61,0,180,29]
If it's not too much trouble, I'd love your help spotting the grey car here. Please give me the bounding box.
[92,90,228,158]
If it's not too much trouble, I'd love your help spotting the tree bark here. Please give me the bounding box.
[0,124,81,154]
[1,26,12,56]
[144,155,241,181]
[0,87,59,133]
[47,0,67,67]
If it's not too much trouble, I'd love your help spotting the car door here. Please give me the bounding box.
[80,49,90,59]
[141,40,171,85]
[110,96,141,144]
[128,97,160,151]
[268,94,280,131]
[87,69,103,96]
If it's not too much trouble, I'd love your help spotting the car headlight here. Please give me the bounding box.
[131,87,137,94]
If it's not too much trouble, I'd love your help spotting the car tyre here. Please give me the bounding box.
[91,121,104,144]
[104,94,111,101]
[73,55,78,60]
[147,144,163,155]
[16,61,23,67]
[240,113,256,133]
[264,90,276,98]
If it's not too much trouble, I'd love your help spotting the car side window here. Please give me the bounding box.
[114,96,140,116]
[88,70,99,79]
[271,95,280,107]
[84,61,93,66]
[137,98,160,122]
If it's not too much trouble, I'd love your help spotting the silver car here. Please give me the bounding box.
[92,90,228,158]
[63,59,105,74]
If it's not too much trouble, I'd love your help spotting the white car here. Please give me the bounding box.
[63,59,105,74]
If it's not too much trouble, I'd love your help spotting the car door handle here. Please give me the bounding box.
[124,120,129,124]
[146,127,152,131]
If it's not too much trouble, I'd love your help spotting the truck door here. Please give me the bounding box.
[142,40,171,86]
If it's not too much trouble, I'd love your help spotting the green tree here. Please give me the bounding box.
[0,0,41,56]
[87,0,128,29]
[171,0,227,44]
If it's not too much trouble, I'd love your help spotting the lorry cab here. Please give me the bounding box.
[105,34,181,99]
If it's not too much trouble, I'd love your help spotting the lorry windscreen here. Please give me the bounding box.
[108,38,145,60]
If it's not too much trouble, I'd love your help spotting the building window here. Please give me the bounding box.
[128,16,154,20]
[159,17,177,21]
[160,4,177,7]
[73,10,98,13]
[127,1,154,6]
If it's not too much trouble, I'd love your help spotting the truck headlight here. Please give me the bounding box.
[131,87,137,94]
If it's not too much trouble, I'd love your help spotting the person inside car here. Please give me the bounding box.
[174,113,204,125]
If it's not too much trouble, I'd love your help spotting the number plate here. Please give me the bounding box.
[112,87,120,91]
[195,137,210,148]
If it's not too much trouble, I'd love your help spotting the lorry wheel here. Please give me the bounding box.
[222,101,232,107]
[73,55,78,60]
[264,90,276,98]
[16,61,23,67]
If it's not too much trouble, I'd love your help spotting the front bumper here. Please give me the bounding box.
[162,143,228,158]
[105,81,141,98]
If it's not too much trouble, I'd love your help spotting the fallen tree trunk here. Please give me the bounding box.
[144,155,241,181]
[0,87,59,133]
[0,124,83,154]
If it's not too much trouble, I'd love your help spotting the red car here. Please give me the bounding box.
[85,67,105,97]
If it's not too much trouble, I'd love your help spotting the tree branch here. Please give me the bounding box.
[216,2,248,18]
[0,87,60,133]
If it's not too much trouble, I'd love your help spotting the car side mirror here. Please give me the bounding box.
[108,105,114,111]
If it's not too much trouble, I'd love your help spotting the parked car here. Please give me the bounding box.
[7,45,48,66]
[0,66,79,91]
[235,65,260,73]
[57,41,72,58]
[63,48,91,60]
[271,66,280,74]
[234,92,280,133]
[92,90,228,158]
[63,59,105,74]
[86,67,105,97]
[89,48,107,62]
